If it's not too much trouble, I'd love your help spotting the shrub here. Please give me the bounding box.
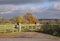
[37,24,60,37]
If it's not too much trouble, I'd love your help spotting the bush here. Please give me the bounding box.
[37,24,60,37]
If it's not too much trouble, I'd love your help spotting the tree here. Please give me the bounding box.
[1,17,10,23]
[10,17,17,23]
[24,12,38,23]
[0,18,2,23]
[16,16,24,23]
[11,16,24,23]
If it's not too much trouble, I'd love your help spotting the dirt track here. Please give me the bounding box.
[0,32,60,39]
[0,32,60,41]
[0,38,60,41]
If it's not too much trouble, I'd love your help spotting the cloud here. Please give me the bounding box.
[32,2,60,19]
[0,1,60,19]
[0,0,60,4]
[0,5,46,14]
[0,5,17,14]
[0,4,48,18]
[0,0,45,4]
[52,2,60,10]
[48,0,60,2]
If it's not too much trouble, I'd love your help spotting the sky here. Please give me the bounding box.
[0,0,60,19]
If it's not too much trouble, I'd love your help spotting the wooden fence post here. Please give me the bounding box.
[12,24,14,33]
[19,23,21,32]
[4,25,6,34]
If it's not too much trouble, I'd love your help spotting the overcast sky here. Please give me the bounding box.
[0,0,60,19]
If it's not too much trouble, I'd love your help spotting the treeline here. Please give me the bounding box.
[0,12,38,24]
[39,19,60,24]
[0,12,60,24]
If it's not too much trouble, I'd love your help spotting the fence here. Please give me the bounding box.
[0,24,15,33]
[0,23,42,33]
[0,23,60,33]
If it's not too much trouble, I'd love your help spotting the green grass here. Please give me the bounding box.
[0,23,15,33]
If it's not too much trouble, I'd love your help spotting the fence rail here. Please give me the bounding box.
[0,24,60,33]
